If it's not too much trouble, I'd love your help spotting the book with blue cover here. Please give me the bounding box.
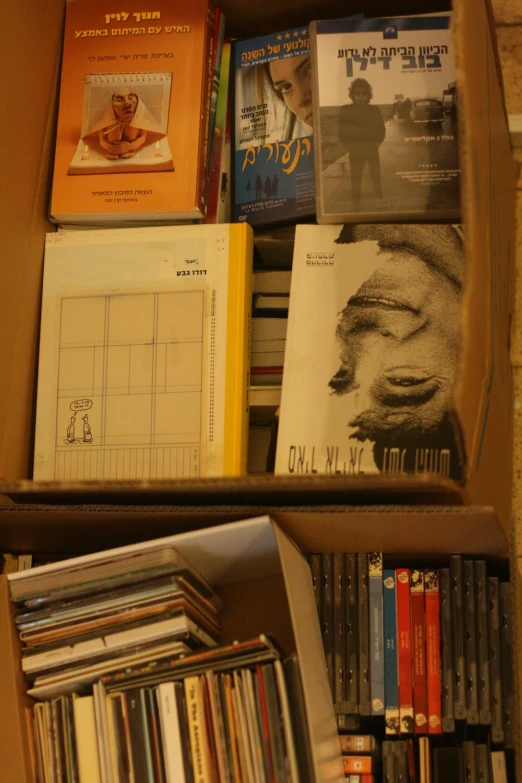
[368,553,385,717]
[233,26,315,227]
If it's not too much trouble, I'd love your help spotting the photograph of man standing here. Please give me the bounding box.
[338,78,386,211]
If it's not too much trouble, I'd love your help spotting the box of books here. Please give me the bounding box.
[49,0,216,224]
[0,0,516,533]
[276,223,465,481]
[0,515,345,783]
[33,224,253,480]
[233,26,315,227]
[310,15,460,222]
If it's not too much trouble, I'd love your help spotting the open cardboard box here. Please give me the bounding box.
[0,506,519,780]
[0,516,346,782]
[0,0,517,538]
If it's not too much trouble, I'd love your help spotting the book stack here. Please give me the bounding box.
[26,636,313,783]
[309,553,514,781]
[8,523,323,783]
[10,540,223,700]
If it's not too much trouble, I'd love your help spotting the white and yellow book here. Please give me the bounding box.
[73,695,102,783]
[33,224,253,481]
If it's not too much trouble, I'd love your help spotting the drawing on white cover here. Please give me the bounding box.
[54,290,204,480]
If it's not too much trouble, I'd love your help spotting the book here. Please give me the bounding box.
[424,569,442,734]
[21,613,215,676]
[338,735,377,754]
[463,560,479,724]
[344,554,359,718]
[368,553,384,717]
[275,223,464,480]
[383,570,399,735]
[233,26,315,227]
[253,270,292,294]
[310,15,460,222]
[157,682,190,782]
[73,695,102,783]
[206,39,232,223]
[396,567,414,733]
[474,561,492,726]
[184,676,212,783]
[32,223,253,481]
[411,569,428,733]
[440,568,455,733]
[50,0,216,224]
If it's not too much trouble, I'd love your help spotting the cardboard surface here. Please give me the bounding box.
[0,516,344,783]
[0,473,463,507]
[0,0,516,542]
[0,503,508,557]
[452,0,516,544]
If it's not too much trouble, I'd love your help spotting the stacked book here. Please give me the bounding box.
[9,535,317,783]
[26,637,312,783]
[10,540,222,700]
[251,270,290,387]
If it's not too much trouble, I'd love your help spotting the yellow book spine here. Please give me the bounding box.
[223,222,254,476]
[184,675,212,783]
[73,695,102,783]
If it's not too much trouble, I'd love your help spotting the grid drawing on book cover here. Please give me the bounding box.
[55,291,204,480]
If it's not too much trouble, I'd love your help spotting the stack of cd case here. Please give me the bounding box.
[308,552,513,749]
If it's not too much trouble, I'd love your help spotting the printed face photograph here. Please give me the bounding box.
[328,224,463,474]
[268,53,313,127]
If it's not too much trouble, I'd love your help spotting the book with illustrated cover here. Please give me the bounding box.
[233,26,315,227]
[310,15,460,222]
[33,223,253,481]
[50,0,216,224]
[275,223,465,481]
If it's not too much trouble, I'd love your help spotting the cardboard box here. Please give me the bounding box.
[0,506,518,779]
[0,515,346,782]
[0,0,517,539]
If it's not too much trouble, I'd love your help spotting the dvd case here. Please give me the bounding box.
[233,26,315,227]
[383,570,399,735]
[368,553,385,717]
[310,15,460,223]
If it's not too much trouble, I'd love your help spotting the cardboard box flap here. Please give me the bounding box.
[452,0,516,533]
[0,578,34,782]
[220,0,450,37]
[274,524,344,783]
[0,502,507,559]
[0,473,464,507]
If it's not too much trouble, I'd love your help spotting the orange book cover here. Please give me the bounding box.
[50,0,215,223]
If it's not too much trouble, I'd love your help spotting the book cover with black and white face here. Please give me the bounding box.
[275,224,465,481]
[310,16,460,223]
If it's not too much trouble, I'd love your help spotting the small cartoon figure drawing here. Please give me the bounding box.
[66,415,76,443]
[82,414,93,443]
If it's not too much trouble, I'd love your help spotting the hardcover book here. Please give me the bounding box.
[33,223,253,481]
[275,223,465,481]
[233,26,315,227]
[50,0,215,224]
[310,16,460,222]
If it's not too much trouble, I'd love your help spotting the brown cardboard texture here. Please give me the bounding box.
[0,1,515,527]
[0,506,515,778]
[0,503,508,558]
[0,515,344,783]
